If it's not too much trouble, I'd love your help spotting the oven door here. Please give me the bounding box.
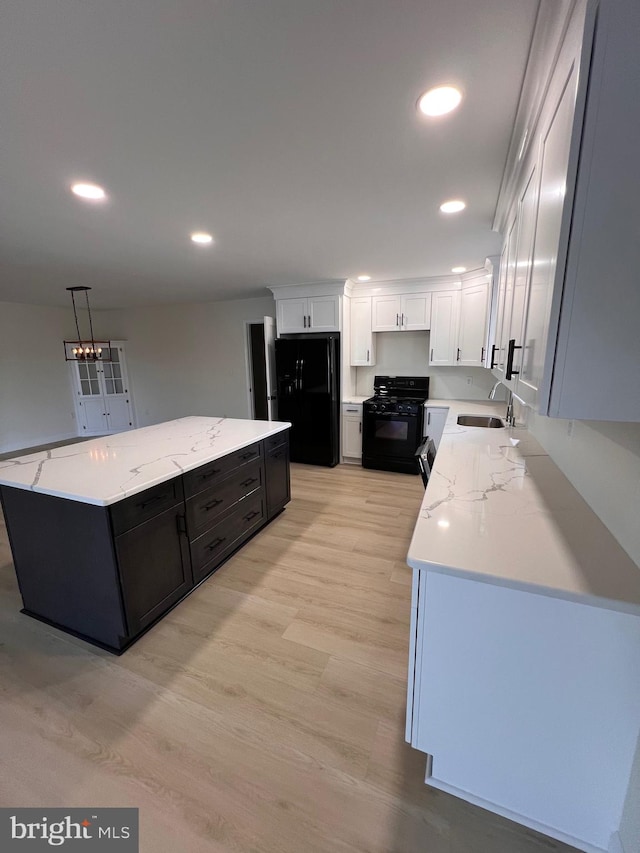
[363,409,422,460]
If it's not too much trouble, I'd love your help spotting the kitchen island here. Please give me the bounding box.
[408,400,640,853]
[0,417,291,653]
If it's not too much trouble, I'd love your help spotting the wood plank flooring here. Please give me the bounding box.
[0,462,578,852]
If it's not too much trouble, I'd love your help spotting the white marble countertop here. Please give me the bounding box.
[0,417,290,507]
[408,400,640,615]
[342,396,369,405]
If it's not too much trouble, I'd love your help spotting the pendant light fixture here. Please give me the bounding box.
[64,286,111,361]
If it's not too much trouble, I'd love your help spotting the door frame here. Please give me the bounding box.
[244,318,275,420]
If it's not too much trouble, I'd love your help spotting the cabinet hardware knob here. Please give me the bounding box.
[481,346,485,363]
[239,450,256,460]
[396,313,400,327]
[308,315,311,327]
[430,348,434,361]
[359,422,362,434]
[428,412,431,425]
[240,477,258,488]
[243,509,260,522]
[366,349,370,362]
[456,348,461,362]
[206,536,226,551]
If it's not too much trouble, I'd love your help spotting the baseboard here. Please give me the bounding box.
[0,430,80,457]
[425,775,606,853]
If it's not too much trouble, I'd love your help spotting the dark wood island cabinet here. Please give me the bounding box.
[0,418,290,653]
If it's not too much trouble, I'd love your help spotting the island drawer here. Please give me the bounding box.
[264,431,288,453]
[110,477,184,536]
[184,442,263,497]
[190,491,265,581]
[185,460,263,536]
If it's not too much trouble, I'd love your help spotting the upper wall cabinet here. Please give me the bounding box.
[276,294,341,334]
[494,0,640,421]
[458,279,490,367]
[429,291,460,366]
[350,297,376,366]
[539,0,640,421]
[371,293,431,332]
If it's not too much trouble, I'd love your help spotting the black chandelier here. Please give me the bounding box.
[64,286,111,361]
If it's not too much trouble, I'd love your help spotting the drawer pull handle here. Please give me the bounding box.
[239,450,257,461]
[206,536,227,551]
[243,510,260,522]
[200,468,221,480]
[137,493,167,510]
[204,497,224,511]
[240,476,258,488]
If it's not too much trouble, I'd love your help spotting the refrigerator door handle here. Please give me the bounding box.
[299,358,304,391]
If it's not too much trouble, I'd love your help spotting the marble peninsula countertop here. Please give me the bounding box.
[0,417,290,507]
[409,399,640,615]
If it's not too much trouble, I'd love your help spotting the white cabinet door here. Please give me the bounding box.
[342,404,363,460]
[277,298,308,333]
[401,293,431,330]
[105,397,133,431]
[429,291,460,366]
[494,218,518,380]
[507,165,540,385]
[371,295,402,332]
[78,397,108,434]
[458,283,489,367]
[309,294,340,332]
[423,407,448,449]
[277,295,340,333]
[350,297,376,366]
[518,46,579,409]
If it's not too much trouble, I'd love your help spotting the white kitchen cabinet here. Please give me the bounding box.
[423,406,447,449]
[341,403,362,462]
[538,0,640,421]
[407,570,640,853]
[350,297,376,366]
[371,293,431,332]
[457,281,489,367]
[429,291,460,366]
[276,294,340,333]
[70,342,135,436]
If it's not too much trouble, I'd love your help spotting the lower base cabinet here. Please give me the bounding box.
[406,569,640,853]
[0,431,290,654]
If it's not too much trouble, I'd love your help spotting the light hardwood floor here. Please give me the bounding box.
[0,463,578,852]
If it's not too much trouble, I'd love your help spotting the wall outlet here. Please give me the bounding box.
[566,419,574,437]
[466,376,473,386]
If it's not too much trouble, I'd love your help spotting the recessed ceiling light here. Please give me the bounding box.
[357,275,371,282]
[417,86,462,117]
[191,232,213,245]
[440,199,466,214]
[71,182,107,201]
[451,266,467,273]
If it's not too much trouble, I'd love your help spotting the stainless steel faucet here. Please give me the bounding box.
[488,380,515,425]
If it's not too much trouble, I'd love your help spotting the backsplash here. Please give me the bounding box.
[354,331,503,400]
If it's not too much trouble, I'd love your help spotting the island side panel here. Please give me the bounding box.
[0,486,128,649]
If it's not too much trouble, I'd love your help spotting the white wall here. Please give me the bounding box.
[355,331,502,400]
[101,296,276,427]
[0,303,80,453]
[526,409,640,568]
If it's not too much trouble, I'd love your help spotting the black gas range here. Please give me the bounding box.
[362,376,429,474]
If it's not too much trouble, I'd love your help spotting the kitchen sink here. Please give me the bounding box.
[457,414,505,428]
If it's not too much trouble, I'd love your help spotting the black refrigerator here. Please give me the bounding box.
[275,333,340,467]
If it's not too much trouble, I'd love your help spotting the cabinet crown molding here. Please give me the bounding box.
[347,275,461,297]
[269,280,347,300]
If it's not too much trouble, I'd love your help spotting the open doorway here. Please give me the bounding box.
[245,316,277,420]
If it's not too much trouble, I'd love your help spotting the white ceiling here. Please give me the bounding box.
[0,0,540,309]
